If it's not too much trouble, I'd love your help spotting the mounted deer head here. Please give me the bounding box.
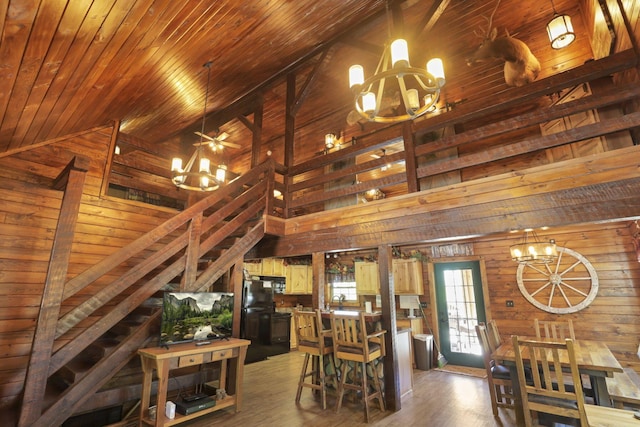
[465,0,541,87]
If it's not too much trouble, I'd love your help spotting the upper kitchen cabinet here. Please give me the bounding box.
[262,258,285,276]
[244,261,262,277]
[393,258,424,295]
[285,264,312,294]
[355,261,380,295]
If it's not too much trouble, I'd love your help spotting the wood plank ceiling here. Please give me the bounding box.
[0,0,591,175]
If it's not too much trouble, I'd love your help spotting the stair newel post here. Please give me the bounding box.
[181,211,204,290]
[19,156,89,427]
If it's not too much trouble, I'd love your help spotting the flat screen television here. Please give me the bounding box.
[160,292,234,346]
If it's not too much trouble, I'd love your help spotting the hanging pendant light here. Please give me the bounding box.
[348,2,445,123]
[546,0,575,49]
[510,229,558,264]
[170,62,222,191]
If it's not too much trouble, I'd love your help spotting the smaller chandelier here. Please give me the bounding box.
[349,37,444,123]
[510,230,558,264]
[325,133,337,149]
[171,62,222,192]
[546,0,575,49]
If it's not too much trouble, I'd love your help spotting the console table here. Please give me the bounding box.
[138,338,250,427]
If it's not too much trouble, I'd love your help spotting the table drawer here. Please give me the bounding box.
[178,353,204,367]
[212,347,238,361]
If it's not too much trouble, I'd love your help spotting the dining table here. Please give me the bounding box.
[492,338,623,425]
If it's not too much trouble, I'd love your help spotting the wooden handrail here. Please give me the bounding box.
[21,159,279,427]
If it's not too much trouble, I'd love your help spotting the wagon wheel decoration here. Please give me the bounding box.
[516,246,598,314]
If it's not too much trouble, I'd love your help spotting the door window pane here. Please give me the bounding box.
[444,268,481,356]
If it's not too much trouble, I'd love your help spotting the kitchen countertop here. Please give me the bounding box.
[320,310,382,321]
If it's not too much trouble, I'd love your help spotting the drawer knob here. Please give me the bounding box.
[220,352,226,357]
[190,358,194,362]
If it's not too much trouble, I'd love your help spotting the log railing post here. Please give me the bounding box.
[18,156,89,427]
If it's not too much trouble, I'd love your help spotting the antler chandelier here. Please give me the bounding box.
[171,62,222,192]
[348,4,445,123]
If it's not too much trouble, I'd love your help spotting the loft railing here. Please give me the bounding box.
[283,50,639,218]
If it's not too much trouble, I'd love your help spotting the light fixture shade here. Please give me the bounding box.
[426,58,445,87]
[199,157,210,174]
[216,164,226,182]
[171,157,183,172]
[349,65,364,88]
[547,13,575,49]
[325,133,336,149]
[362,92,376,115]
[390,39,409,68]
[406,89,419,110]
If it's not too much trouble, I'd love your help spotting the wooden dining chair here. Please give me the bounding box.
[534,318,575,341]
[330,311,386,423]
[512,335,588,427]
[475,323,515,416]
[486,319,503,350]
[293,309,335,409]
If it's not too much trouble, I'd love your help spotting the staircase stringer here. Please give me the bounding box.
[22,159,277,426]
[32,311,161,427]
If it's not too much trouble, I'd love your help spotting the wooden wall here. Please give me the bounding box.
[417,222,640,371]
[0,125,176,411]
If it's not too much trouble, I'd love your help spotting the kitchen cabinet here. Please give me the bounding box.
[261,258,285,276]
[392,258,424,295]
[355,261,380,295]
[285,264,312,294]
[244,262,262,276]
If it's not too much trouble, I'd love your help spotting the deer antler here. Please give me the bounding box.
[475,0,502,40]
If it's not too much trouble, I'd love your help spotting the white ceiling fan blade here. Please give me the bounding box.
[194,131,240,148]
[194,131,216,142]
[220,140,241,149]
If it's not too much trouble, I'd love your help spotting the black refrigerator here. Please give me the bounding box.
[241,279,291,363]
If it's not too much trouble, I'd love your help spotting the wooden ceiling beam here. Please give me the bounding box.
[291,49,331,117]
[411,0,451,41]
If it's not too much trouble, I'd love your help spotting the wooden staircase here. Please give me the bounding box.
[18,159,280,427]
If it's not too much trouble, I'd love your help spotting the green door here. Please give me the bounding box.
[434,261,486,368]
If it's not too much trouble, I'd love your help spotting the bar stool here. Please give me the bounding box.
[330,311,386,423]
[293,309,334,409]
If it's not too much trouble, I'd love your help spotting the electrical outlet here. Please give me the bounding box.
[506,300,514,307]
[420,302,427,308]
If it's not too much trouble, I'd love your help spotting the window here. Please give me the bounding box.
[330,281,358,302]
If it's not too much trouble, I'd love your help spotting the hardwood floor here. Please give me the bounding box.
[181,350,519,427]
